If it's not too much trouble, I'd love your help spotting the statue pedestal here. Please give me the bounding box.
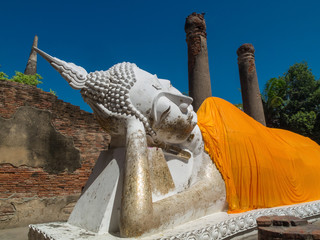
[27,148,320,240]
[29,200,320,240]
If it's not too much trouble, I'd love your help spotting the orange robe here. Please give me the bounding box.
[197,97,320,213]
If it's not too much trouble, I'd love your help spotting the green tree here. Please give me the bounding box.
[1,67,58,96]
[0,72,9,80]
[0,71,43,87]
[262,77,287,127]
[263,62,320,143]
[10,71,43,86]
[234,103,243,111]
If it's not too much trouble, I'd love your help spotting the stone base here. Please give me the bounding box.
[29,200,320,240]
[256,215,320,239]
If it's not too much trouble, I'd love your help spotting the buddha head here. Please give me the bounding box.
[82,62,197,144]
[34,47,197,145]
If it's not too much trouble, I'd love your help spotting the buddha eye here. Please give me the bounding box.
[179,102,189,114]
[155,97,171,123]
[159,106,171,123]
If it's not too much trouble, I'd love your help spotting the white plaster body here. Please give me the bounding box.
[34,47,226,237]
[68,134,226,236]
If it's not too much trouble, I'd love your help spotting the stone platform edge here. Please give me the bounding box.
[29,200,320,240]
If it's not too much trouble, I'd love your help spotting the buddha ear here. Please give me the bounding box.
[34,47,88,90]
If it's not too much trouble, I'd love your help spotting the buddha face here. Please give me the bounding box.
[129,68,197,144]
[151,92,197,144]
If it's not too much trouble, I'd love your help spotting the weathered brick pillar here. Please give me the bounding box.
[237,43,266,125]
[185,12,212,112]
[24,35,38,75]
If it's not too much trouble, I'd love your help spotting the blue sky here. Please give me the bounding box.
[1,0,320,112]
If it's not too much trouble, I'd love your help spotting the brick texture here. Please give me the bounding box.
[0,81,111,227]
[257,215,320,240]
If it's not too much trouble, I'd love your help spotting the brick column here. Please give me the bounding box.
[237,43,266,125]
[24,35,38,75]
[185,12,212,112]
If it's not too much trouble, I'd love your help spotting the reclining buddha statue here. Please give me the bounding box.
[34,47,320,238]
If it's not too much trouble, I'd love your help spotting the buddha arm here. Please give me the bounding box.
[120,118,153,237]
[120,119,225,237]
[153,176,221,229]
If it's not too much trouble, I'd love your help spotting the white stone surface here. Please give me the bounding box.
[68,149,124,234]
[162,152,194,197]
[66,147,216,235]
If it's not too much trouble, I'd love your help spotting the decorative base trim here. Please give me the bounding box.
[157,200,320,240]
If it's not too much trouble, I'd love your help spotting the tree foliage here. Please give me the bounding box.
[0,71,43,86]
[234,103,243,111]
[263,62,320,143]
[263,77,287,127]
[49,88,57,96]
[0,72,9,80]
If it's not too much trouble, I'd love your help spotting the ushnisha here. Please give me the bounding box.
[34,47,226,237]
